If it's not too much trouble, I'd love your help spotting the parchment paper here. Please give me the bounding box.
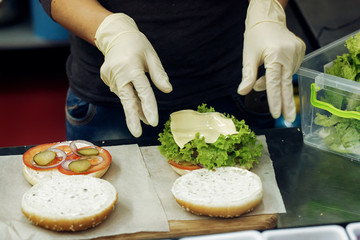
[140,135,286,220]
[0,144,169,240]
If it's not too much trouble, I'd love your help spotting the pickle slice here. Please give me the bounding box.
[77,148,99,156]
[33,151,56,166]
[68,159,92,173]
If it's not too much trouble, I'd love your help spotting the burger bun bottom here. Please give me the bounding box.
[171,167,263,218]
[21,175,117,232]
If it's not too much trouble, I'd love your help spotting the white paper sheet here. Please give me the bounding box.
[0,144,169,240]
[0,136,285,239]
[140,135,286,220]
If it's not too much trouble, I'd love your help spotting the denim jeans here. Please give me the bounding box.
[65,89,274,142]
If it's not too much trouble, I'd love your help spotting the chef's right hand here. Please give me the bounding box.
[238,0,305,123]
[95,13,172,138]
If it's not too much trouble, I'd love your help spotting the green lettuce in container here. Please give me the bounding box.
[315,32,360,154]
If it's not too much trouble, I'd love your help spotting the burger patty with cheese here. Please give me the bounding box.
[158,104,263,175]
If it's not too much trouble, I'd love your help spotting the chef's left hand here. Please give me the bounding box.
[238,0,305,123]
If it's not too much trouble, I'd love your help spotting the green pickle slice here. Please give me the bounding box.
[69,159,92,173]
[77,148,99,156]
[33,151,56,166]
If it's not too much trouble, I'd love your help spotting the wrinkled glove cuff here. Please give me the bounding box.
[245,0,286,29]
[94,13,140,54]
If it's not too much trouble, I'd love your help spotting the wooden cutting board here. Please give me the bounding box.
[96,214,278,240]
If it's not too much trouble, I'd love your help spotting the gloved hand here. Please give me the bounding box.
[238,0,305,123]
[95,13,172,137]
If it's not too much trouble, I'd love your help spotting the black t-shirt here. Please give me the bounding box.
[41,0,248,110]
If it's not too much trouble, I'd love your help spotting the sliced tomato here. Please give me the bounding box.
[23,142,112,175]
[58,146,112,175]
[23,142,61,171]
[168,160,201,170]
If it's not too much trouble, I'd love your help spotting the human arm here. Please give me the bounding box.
[239,0,305,122]
[45,0,172,137]
[49,0,111,44]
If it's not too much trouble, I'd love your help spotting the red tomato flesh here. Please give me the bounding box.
[23,142,112,175]
[168,160,201,170]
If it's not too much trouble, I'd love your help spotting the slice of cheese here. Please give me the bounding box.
[170,110,238,148]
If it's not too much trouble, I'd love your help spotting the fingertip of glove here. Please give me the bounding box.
[239,65,257,95]
[150,121,159,128]
[148,117,159,127]
[151,69,172,93]
[129,125,142,138]
[284,116,296,124]
[253,76,266,92]
[143,111,159,128]
[253,85,266,92]
[158,75,173,93]
[162,83,173,93]
[132,131,142,138]
[269,104,282,120]
[283,110,296,124]
[237,81,252,95]
[271,111,281,120]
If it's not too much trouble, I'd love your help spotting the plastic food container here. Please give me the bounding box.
[262,225,349,240]
[346,222,360,240]
[297,30,360,161]
[179,230,262,240]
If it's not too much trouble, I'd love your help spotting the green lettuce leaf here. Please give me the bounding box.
[316,113,360,154]
[314,113,340,127]
[326,32,360,82]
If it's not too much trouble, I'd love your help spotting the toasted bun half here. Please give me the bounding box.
[21,175,118,232]
[171,167,263,218]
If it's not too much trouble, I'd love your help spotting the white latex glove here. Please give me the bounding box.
[238,0,305,123]
[95,13,172,137]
